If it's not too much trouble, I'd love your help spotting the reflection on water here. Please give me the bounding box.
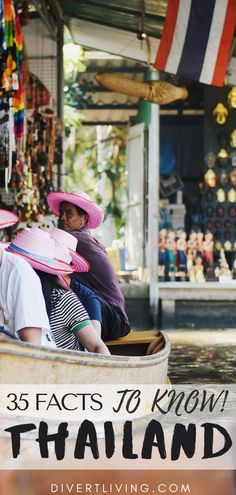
[166,330,236,384]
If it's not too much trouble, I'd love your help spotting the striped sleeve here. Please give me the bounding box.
[49,288,92,350]
[53,289,90,330]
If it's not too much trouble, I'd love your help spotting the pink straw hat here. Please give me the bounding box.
[0,209,18,229]
[6,228,74,275]
[47,190,104,229]
[50,227,90,272]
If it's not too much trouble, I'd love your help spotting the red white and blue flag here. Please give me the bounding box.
[154,0,236,86]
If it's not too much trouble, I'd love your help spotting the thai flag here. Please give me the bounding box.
[154,0,236,86]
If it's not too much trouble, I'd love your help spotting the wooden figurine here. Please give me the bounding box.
[176,230,187,280]
[158,229,167,280]
[196,231,204,257]
[165,230,176,281]
[203,231,214,265]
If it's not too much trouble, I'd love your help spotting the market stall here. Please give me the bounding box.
[0,0,62,240]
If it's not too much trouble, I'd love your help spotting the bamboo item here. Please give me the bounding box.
[95,72,188,104]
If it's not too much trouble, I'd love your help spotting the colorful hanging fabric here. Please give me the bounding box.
[0,0,6,91]
[0,0,24,137]
[12,3,24,138]
[2,0,17,93]
[154,0,236,87]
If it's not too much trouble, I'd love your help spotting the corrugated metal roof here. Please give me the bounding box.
[59,0,168,39]
[59,0,168,65]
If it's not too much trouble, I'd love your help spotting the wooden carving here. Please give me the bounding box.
[95,73,188,105]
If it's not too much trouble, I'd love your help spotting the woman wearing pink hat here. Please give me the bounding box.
[0,210,53,346]
[47,190,131,341]
[7,227,110,355]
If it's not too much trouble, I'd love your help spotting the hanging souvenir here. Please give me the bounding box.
[212,103,228,125]
[216,188,225,203]
[230,169,236,186]
[0,101,9,170]
[95,72,188,105]
[204,169,216,188]
[224,241,232,251]
[218,170,228,186]
[228,206,236,217]
[0,0,24,139]
[228,86,236,109]
[215,241,222,251]
[216,206,224,217]
[204,151,216,169]
[215,220,222,229]
[224,220,232,229]
[217,148,228,166]
[228,188,236,203]
[230,130,236,148]
[230,151,236,167]
[12,5,24,138]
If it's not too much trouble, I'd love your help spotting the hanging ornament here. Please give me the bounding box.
[230,151,236,167]
[216,206,224,217]
[216,188,225,203]
[204,151,216,168]
[218,170,228,186]
[228,206,236,217]
[12,4,24,139]
[95,73,188,105]
[27,167,32,188]
[215,242,222,251]
[230,169,236,186]
[228,188,236,203]
[212,103,228,125]
[228,86,236,109]
[224,220,232,229]
[230,129,236,148]
[204,169,216,188]
[217,148,228,167]
[0,0,24,139]
[215,220,222,229]
[224,241,232,251]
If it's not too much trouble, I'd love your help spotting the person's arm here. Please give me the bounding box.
[70,280,102,336]
[90,320,101,336]
[18,327,42,345]
[60,290,108,354]
[72,321,110,355]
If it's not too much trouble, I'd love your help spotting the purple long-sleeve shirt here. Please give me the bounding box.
[71,228,130,332]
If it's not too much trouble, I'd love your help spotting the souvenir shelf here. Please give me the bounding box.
[203,88,236,255]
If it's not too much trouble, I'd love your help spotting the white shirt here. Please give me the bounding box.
[0,249,53,346]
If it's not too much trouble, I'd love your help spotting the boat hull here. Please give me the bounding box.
[0,331,170,385]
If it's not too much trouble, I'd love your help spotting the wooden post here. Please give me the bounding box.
[57,23,64,190]
[147,69,160,327]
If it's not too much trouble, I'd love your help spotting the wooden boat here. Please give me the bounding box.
[0,330,170,385]
[0,331,170,469]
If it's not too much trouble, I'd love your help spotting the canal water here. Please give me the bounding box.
[166,330,236,383]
